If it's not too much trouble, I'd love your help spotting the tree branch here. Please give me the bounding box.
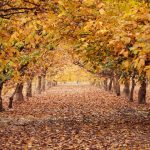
[0,11,29,19]
[23,0,40,7]
[0,7,37,12]
[0,0,46,18]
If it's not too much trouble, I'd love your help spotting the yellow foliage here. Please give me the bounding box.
[123,60,130,69]
[145,65,150,77]
[83,0,95,6]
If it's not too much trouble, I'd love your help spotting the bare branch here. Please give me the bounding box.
[23,0,40,7]
[0,7,36,12]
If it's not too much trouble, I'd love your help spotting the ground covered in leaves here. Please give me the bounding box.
[0,85,150,150]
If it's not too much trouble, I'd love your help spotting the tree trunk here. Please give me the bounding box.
[47,81,51,88]
[41,75,46,92]
[54,80,57,86]
[112,78,116,92]
[8,84,19,109]
[0,81,4,112]
[138,77,146,104]
[8,96,13,109]
[129,73,136,102]
[104,78,108,91]
[98,81,102,88]
[37,76,42,94]
[115,75,120,96]
[108,77,113,91]
[26,79,32,97]
[14,83,24,101]
[123,80,130,98]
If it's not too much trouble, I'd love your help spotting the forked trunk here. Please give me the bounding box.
[138,77,146,104]
[14,83,24,101]
[0,81,4,112]
[8,84,18,109]
[26,79,32,97]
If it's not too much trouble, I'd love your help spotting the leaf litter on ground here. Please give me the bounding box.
[0,85,150,150]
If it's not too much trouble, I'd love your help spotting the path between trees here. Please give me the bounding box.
[0,85,150,150]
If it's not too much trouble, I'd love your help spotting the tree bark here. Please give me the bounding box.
[47,81,51,88]
[14,83,24,101]
[129,72,136,102]
[98,80,102,88]
[112,78,116,92]
[37,76,42,94]
[115,75,120,96]
[26,79,32,97]
[108,77,113,91]
[138,77,147,104]
[54,80,57,86]
[103,78,108,91]
[8,84,19,109]
[123,80,130,98]
[0,81,4,112]
[41,75,46,92]
[8,96,14,109]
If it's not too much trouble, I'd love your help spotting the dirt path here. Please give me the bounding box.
[0,85,150,150]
